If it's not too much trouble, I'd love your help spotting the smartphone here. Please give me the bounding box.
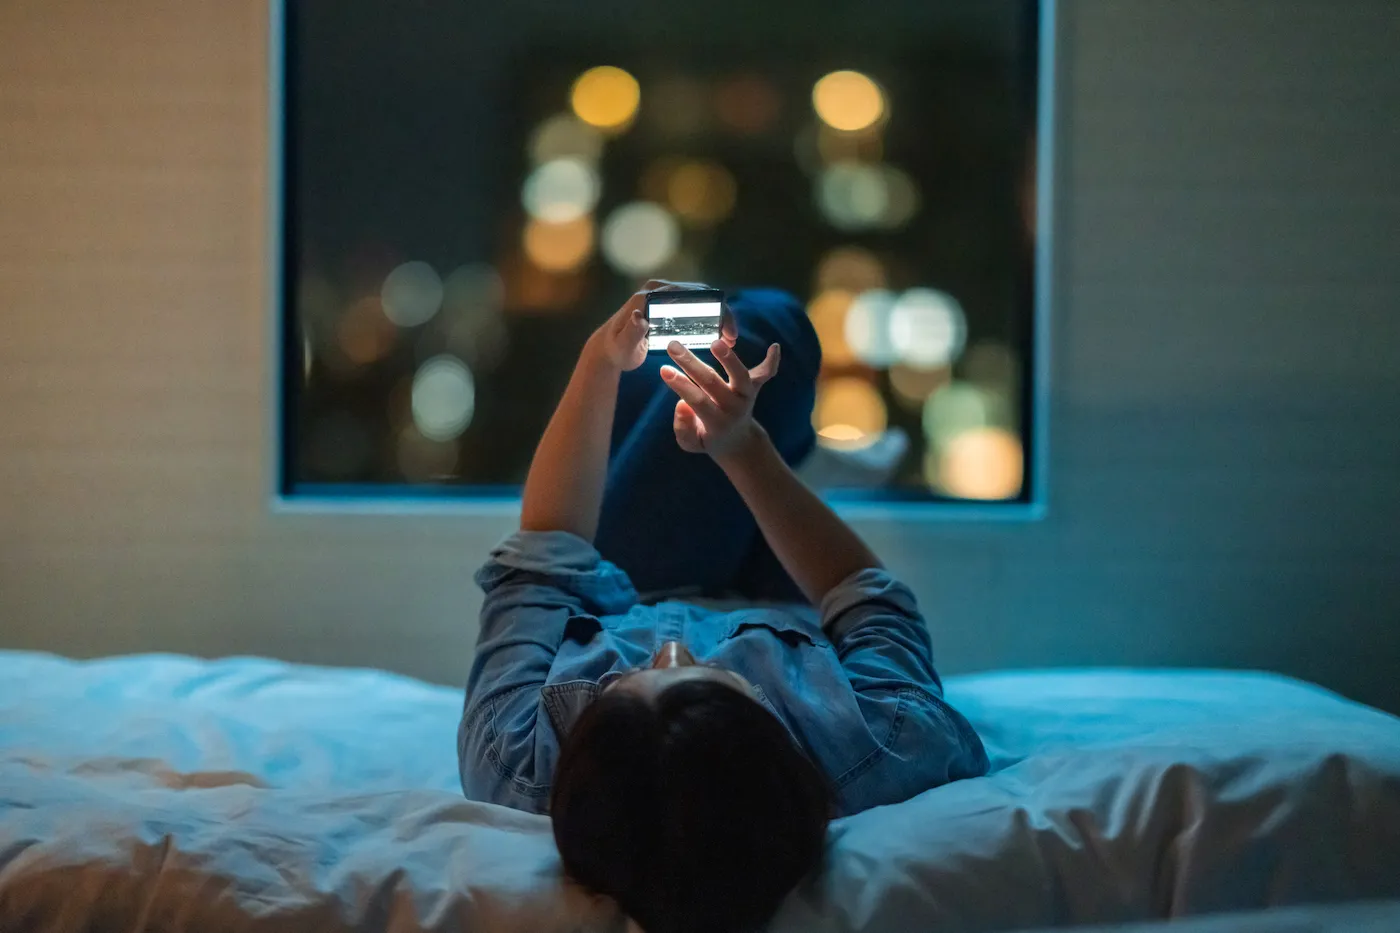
[645,288,725,353]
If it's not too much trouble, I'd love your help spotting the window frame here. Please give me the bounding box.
[267,0,1056,521]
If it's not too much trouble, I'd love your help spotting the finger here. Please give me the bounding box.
[720,304,739,347]
[659,366,724,421]
[618,292,647,328]
[673,400,704,453]
[711,339,753,398]
[667,342,739,411]
[748,343,781,387]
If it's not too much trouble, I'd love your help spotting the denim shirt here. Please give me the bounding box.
[458,531,989,818]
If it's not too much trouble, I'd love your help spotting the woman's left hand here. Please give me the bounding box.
[589,293,650,372]
[590,280,735,372]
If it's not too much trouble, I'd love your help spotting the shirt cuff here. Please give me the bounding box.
[819,566,921,641]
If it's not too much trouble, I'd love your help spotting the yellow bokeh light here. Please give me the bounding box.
[814,377,887,451]
[667,160,737,227]
[807,288,857,367]
[936,427,1024,500]
[815,246,886,293]
[523,216,595,272]
[812,70,885,132]
[571,66,641,131]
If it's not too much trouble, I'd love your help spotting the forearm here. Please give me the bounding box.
[519,336,620,541]
[716,425,881,605]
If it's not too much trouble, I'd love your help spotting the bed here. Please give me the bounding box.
[1,651,1398,932]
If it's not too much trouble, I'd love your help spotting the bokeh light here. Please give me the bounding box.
[338,295,398,366]
[814,377,888,451]
[812,70,885,132]
[522,158,600,222]
[666,160,737,227]
[890,288,967,368]
[817,162,919,230]
[815,246,886,293]
[817,162,888,230]
[570,66,641,131]
[922,381,1012,451]
[877,165,920,228]
[601,201,680,275]
[934,427,1024,500]
[529,113,605,164]
[523,215,595,272]
[411,355,476,441]
[807,289,857,367]
[380,260,444,327]
[889,364,951,410]
[714,74,781,135]
[844,288,900,367]
[397,424,460,482]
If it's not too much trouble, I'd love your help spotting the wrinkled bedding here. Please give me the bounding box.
[1,651,1398,932]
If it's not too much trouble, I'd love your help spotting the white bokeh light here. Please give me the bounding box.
[601,202,680,275]
[843,289,899,367]
[380,261,444,327]
[889,288,967,369]
[817,162,888,230]
[411,355,476,441]
[878,166,920,228]
[522,158,600,223]
[922,382,1011,451]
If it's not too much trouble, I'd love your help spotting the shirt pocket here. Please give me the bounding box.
[541,679,602,740]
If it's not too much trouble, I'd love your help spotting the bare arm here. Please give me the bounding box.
[715,424,881,605]
[659,339,879,605]
[519,295,648,540]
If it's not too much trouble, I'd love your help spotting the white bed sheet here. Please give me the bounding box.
[1,652,1398,933]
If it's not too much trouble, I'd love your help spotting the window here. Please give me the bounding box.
[275,0,1051,510]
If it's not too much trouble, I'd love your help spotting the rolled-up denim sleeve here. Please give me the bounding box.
[458,530,637,806]
[823,568,990,795]
[821,567,942,694]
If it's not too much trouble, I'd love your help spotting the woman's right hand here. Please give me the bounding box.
[659,338,780,460]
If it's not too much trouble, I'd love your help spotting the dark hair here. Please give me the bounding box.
[550,679,832,933]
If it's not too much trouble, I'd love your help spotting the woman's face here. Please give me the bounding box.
[603,640,757,701]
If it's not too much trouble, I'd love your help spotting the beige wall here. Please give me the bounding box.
[2,1,1398,709]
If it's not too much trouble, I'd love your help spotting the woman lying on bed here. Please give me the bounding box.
[458,283,989,933]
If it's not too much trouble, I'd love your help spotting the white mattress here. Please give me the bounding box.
[1,651,1398,932]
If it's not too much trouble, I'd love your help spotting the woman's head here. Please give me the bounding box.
[550,642,832,933]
